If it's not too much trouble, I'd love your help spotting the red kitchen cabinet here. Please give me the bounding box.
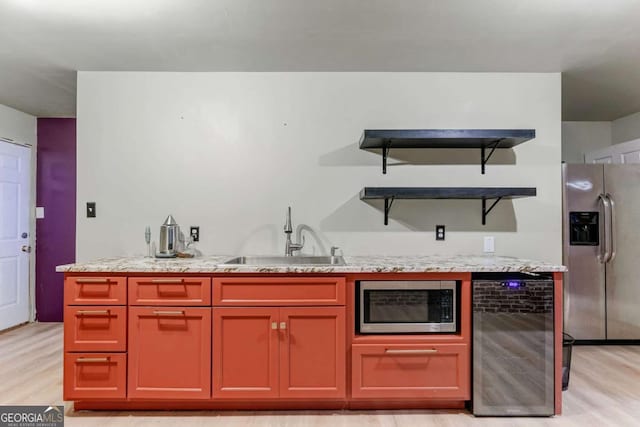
[351,343,469,399]
[213,277,345,306]
[65,276,126,305]
[279,307,345,399]
[213,308,279,398]
[64,306,127,352]
[63,275,128,401]
[213,306,346,399]
[128,307,212,400]
[129,277,211,306]
[64,353,127,400]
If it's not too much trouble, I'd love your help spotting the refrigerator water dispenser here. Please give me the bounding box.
[569,211,599,245]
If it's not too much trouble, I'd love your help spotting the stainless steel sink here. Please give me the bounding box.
[222,256,346,266]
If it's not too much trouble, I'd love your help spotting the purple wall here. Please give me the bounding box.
[36,118,76,322]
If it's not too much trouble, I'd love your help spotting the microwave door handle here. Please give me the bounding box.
[606,193,616,263]
[598,194,611,263]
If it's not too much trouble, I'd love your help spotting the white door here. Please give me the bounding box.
[0,141,31,330]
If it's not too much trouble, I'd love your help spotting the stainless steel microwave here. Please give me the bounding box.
[357,281,457,334]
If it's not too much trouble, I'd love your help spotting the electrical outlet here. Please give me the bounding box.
[86,202,96,218]
[190,226,200,242]
[483,236,495,253]
[435,225,445,241]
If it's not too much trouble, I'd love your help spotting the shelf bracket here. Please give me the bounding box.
[482,197,503,225]
[382,140,391,174]
[384,197,395,225]
[480,139,504,174]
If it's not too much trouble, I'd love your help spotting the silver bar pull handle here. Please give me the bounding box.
[152,310,185,316]
[76,278,110,284]
[77,310,110,316]
[598,194,611,263]
[150,279,184,284]
[385,349,438,355]
[606,193,616,263]
[76,357,110,363]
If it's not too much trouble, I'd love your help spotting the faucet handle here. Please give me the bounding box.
[330,246,339,256]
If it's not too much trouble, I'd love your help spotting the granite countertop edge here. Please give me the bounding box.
[56,255,567,273]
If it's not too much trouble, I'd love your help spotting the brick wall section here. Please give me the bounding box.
[472,280,553,314]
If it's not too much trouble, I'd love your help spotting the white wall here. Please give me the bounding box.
[77,72,561,263]
[562,121,611,163]
[612,111,640,144]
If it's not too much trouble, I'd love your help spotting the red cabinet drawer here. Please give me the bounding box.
[351,343,469,399]
[129,277,211,306]
[213,277,345,306]
[128,307,211,399]
[64,306,127,352]
[64,276,127,305]
[63,353,126,400]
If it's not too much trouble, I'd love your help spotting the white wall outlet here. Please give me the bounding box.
[35,207,45,219]
[483,236,495,253]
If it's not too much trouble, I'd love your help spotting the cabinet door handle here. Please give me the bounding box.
[150,279,184,284]
[76,357,110,363]
[279,322,287,330]
[384,349,438,355]
[76,278,110,284]
[76,310,110,316]
[152,310,185,316]
[271,322,278,330]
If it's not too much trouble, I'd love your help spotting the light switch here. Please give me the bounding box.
[35,207,45,219]
[483,236,495,253]
[86,202,96,218]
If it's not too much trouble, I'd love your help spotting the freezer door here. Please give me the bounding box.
[604,165,640,339]
[562,164,606,339]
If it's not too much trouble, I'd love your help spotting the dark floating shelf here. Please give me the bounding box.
[359,129,536,174]
[359,187,537,226]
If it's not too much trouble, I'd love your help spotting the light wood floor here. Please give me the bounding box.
[1,323,640,426]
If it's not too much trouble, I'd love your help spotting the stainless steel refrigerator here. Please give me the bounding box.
[563,163,640,340]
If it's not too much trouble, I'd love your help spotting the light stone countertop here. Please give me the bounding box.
[56,254,566,273]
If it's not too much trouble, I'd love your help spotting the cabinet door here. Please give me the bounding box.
[279,307,346,399]
[213,308,279,399]
[128,307,211,399]
[351,343,469,399]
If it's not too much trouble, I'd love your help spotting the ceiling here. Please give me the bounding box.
[1,0,639,120]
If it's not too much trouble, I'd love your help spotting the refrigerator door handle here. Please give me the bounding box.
[606,193,616,262]
[598,194,611,263]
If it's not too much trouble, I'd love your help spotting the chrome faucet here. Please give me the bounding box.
[284,206,304,256]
